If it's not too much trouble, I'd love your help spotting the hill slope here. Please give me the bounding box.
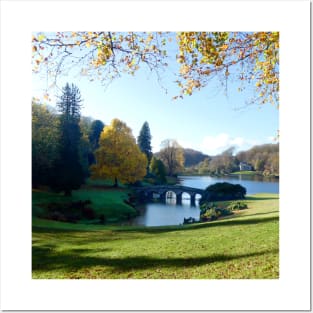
[32,194,279,279]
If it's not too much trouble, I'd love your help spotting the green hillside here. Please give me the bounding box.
[32,193,279,279]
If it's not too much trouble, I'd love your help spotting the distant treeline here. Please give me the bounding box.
[182,144,279,177]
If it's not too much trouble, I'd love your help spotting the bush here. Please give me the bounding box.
[99,214,106,224]
[200,202,233,222]
[44,200,94,223]
[81,207,96,220]
[200,182,246,204]
[227,201,248,211]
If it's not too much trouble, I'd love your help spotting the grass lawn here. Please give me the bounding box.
[32,193,279,279]
[231,170,259,175]
[33,181,136,223]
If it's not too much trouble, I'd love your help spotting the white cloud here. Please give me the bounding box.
[201,133,258,156]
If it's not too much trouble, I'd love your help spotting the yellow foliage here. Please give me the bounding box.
[176,31,279,106]
[91,118,147,184]
[32,31,279,107]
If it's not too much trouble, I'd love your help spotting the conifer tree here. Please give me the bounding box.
[51,83,84,196]
[88,119,105,165]
[137,121,152,171]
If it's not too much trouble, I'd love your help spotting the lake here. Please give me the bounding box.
[131,175,279,227]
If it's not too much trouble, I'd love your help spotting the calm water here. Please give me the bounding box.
[179,175,279,195]
[131,175,279,227]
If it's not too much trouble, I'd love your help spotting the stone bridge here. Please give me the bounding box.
[133,185,205,206]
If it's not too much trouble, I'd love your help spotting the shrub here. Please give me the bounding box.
[81,207,96,220]
[47,210,67,222]
[200,202,233,222]
[201,208,218,221]
[43,200,94,223]
[200,182,246,203]
[227,201,248,211]
[99,214,106,224]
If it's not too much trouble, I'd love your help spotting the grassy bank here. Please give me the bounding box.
[230,170,259,175]
[33,180,137,223]
[32,193,279,279]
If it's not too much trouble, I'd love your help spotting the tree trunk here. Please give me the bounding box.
[113,177,118,188]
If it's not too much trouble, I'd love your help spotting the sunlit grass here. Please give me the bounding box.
[32,193,279,279]
[231,171,259,175]
[32,186,136,222]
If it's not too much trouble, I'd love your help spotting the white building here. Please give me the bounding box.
[239,162,252,171]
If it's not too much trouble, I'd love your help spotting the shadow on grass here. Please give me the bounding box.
[32,246,278,274]
[32,226,99,233]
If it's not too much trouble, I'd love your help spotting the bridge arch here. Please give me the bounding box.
[134,185,204,205]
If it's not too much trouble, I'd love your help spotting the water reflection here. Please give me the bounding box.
[132,198,200,227]
[179,175,279,195]
[131,175,279,227]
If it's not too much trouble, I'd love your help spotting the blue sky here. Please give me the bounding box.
[32,33,279,156]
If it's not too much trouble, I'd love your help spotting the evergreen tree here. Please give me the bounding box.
[51,83,84,196]
[137,121,152,171]
[89,120,105,150]
[88,119,105,165]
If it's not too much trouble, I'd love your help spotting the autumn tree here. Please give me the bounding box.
[50,83,84,196]
[32,32,168,90]
[236,143,279,176]
[32,32,279,107]
[91,118,147,187]
[137,121,153,171]
[158,139,184,176]
[175,32,279,106]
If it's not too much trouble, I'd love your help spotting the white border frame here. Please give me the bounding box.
[1,0,311,310]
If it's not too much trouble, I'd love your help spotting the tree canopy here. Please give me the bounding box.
[32,101,60,187]
[90,118,147,186]
[89,119,105,151]
[158,139,184,176]
[149,156,167,184]
[50,83,85,196]
[32,32,279,107]
[137,121,153,168]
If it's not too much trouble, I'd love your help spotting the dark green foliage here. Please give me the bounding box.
[200,182,246,203]
[88,120,105,164]
[79,116,94,175]
[89,120,105,149]
[99,214,106,224]
[32,102,60,187]
[149,156,167,184]
[137,121,153,167]
[79,133,92,178]
[50,83,85,196]
[43,200,95,223]
[200,202,233,222]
